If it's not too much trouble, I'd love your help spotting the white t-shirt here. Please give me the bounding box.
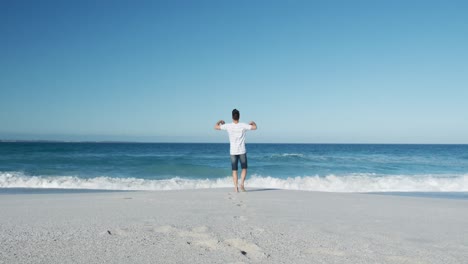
[220,122,252,155]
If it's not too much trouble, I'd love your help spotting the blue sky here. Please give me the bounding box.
[1,0,467,143]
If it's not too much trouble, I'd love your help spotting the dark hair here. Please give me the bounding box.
[232,109,240,121]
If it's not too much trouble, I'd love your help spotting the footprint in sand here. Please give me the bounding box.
[231,200,245,207]
[179,226,221,250]
[224,238,267,261]
[152,224,267,261]
[153,225,221,251]
[227,193,237,201]
[233,216,248,221]
[105,227,131,237]
[236,203,247,209]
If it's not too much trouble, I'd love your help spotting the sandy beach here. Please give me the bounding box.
[1,189,467,264]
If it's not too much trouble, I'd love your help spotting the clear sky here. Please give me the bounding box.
[1,0,467,143]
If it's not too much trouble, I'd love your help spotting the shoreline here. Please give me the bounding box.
[1,187,468,200]
[1,188,467,263]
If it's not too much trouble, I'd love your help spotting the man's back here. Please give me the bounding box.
[220,122,252,155]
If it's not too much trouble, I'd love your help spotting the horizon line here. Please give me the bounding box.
[1,139,467,145]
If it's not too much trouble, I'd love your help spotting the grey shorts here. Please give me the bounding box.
[230,153,247,171]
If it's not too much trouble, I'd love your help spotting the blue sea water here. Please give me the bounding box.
[1,143,467,197]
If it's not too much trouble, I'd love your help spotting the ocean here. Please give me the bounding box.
[1,143,467,198]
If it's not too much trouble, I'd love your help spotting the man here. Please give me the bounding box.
[214,109,257,192]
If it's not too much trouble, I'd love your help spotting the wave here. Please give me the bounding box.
[268,153,307,160]
[1,172,468,192]
[0,172,232,191]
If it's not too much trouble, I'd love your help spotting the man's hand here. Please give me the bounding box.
[214,120,225,130]
[249,121,257,130]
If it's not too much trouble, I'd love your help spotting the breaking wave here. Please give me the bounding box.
[1,172,468,192]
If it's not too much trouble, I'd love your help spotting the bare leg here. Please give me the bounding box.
[232,170,238,192]
[240,169,247,191]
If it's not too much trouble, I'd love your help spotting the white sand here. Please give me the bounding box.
[1,189,467,263]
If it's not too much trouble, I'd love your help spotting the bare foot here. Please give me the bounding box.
[234,187,239,193]
[240,185,246,192]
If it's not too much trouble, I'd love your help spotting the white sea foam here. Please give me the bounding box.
[1,172,468,192]
[0,172,232,191]
[247,174,468,192]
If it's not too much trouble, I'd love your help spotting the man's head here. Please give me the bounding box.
[232,109,240,121]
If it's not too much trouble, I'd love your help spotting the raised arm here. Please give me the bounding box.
[214,120,225,130]
[249,121,257,130]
